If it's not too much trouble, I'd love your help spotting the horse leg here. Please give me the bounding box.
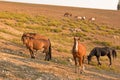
[107,54,112,66]
[96,56,101,65]
[73,56,78,73]
[45,52,49,61]
[44,49,49,61]
[82,56,85,72]
[82,56,85,64]
[29,48,35,59]
[78,57,83,74]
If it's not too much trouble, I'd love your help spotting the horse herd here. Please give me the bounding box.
[21,32,117,74]
[64,12,96,21]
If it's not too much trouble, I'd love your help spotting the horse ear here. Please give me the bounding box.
[28,37,33,40]
[22,32,26,36]
[73,36,75,40]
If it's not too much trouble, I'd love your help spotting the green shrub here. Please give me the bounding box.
[47,20,61,26]
[93,40,112,46]
[114,46,120,50]
[71,32,86,38]
[50,28,62,33]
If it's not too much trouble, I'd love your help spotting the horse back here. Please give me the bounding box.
[31,34,48,40]
[30,39,49,50]
[95,47,110,56]
[78,42,86,56]
[23,33,48,40]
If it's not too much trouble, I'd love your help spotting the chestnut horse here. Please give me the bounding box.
[72,37,86,73]
[64,12,72,17]
[21,33,52,61]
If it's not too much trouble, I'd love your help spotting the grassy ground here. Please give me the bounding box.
[0,1,120,80]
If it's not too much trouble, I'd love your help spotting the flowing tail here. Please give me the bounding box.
[48,39,52,60]
[112,49,117,59]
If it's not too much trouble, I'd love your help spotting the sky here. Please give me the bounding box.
[5,0,119,10]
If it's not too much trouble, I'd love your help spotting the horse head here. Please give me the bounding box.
[87,55,92,64]
[74,37,80,41]
[87,48,97,64]
[21,33,32,45]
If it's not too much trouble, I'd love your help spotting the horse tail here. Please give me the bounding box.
[112,49,117,59]
[48,39,52,60]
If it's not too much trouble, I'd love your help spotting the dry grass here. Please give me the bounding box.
[0,1,120,80]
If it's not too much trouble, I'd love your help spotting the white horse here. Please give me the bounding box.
[89,17,95,21]
[75,16,86,20]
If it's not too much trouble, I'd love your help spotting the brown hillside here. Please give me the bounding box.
[0,1,120,28]
[0,1,120,80]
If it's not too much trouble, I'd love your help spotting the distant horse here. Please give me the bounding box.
[89,17,96,21]
[117,4,120,10]
[64,12,72,17]
[72,37,86,73]
[21,33,52,61]
[87,47,117,66]
[74,16,86,20]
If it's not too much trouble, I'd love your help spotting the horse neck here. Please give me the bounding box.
[25,39,33,47]
[73,40,79,52]
[89,48,96,57]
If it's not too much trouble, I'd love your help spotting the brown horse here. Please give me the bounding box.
[64,12,72,17]
[21,33,52,61]
[72,37,86,73]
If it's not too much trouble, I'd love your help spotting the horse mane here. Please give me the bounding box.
[89,47,97,57]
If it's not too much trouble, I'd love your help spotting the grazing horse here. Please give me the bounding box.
[87,47,117,66]
[89,17,95,21]
[74,16,86,20]
[64,12,72,17]
[21,33,52,61]
[72,37,86,73]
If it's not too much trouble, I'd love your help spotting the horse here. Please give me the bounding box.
[72,37,86,73]
[117,0,120,10]
[74,16,86,21]
[89,17,96,21]
[64,12,72,17]
[21,33,52,61]
[87,47,117,66]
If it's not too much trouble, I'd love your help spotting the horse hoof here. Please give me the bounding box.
[75,71,77,73]
[45,59,49,61]
[98,63,101,66]
[109,65,112,67]
[80,71,83,74]
[47,59,50,61]
[31,57,35,59]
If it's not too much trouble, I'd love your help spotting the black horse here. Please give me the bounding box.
[87,47,117,66]
[117,3,120,10]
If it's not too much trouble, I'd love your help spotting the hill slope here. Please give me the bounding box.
[0,1,120,80]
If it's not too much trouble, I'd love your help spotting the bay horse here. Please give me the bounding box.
[64,12,72,17]
[21,33,52,61]
[87,47,117,66]
[72,37,86,73]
